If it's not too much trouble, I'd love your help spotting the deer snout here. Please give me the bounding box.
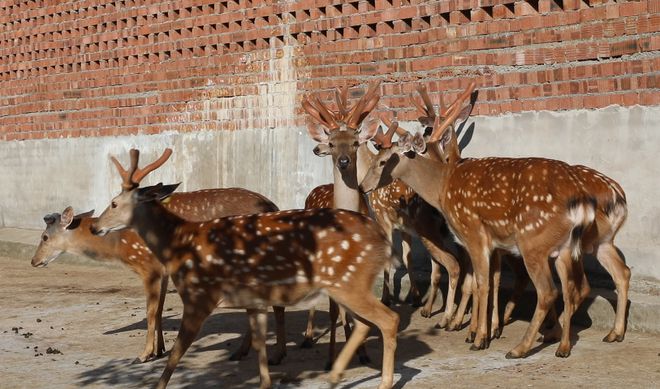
[31,256,44,267]
[337,155,350,170]
[89,224,105,236]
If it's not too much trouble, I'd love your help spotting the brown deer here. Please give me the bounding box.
[360,94,599,358]
[300,82,380,367]
[31,150,289,365]
[90,150,400,389]
[420,84,630,344]
[301,184,371,370]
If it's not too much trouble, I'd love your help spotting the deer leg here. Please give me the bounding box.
[338,306,371,366]
[248,308,272,389]
[328,291,399,389]
[448,270,473,331]
[466,275,479,344]
[489,251,502,340]
[554,250,587,358]
[156,304,211,389]
[596,243,630,343]
[400,231,421,306]
[421,238,461,329]
[421,259,441,319]
[135,272,163,363]
[268,306,287,365]
[153,273,169,358]
[301,308,316,348]
[502,255,529,326]
[325,299,339,371]
[506,252,558,359]
[229,313,253,361]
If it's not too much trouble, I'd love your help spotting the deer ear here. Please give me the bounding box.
[411,132,427,154]
[75,210,95,219]
[357,118,379,144]
[60,206,74,228]
[397,133,414,153]
[137,183,180,203]
[456,104,472,124]
[306,122,329,144]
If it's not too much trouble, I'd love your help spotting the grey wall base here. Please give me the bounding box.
[0,105,657,280]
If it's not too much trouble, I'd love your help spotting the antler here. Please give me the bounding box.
[345,80,381,130]
[371,115,400,149]
[111,148,173,190]
[410,85,437,127]
[303,81,382,133]
[302,94,340,130]
[429,81,476,143]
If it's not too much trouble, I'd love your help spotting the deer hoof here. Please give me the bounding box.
[492,327,502,339]
[420,308,431,318]
[300,338,314,349]
[555,348,571,358]
[324,360,334,372]
[505,351,524,359]
[358,354,371,365]
[602,331,624,343]
[469,339,488,351]
[268,352,286,366]
[465,331,476,343]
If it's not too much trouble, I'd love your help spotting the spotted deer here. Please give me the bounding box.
[31,151,288,365]
[360,97,598,358]
[301,184,371,370]
[420,83,630,345]
[300,82,380,366]
[90,160,399,389]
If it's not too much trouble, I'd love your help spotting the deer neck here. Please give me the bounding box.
[333,165,361,211]
[356,143,376,184]
[131,201,184,262]
[66,218,123,261]
[396,155,453,212]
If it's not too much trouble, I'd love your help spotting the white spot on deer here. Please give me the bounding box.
[313,275,321,282]
[328,267,335,276]
[129,255,136,260]
[121,239,128,244]
[327,246,335,255]
[340,240,350,250]
[185,259,194,269]
[365,244,373,251]
[132,243,139,249]
[331,255,342,262]
[234,248,245,255]
[212,258,224,266]
[190,276,199,284]
[318,230,327,239]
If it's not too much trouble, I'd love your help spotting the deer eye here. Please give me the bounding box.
[328,142,334,148]
[42,235,48,242]
[111,201,118,209]
[353,141,359,147]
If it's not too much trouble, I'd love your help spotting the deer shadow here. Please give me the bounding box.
[78,306,432,388]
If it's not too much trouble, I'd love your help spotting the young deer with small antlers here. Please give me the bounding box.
[31,149,288,365]
[361,87,598,358]
[91,149,399,389]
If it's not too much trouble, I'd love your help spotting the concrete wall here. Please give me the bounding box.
[1,104,657,281]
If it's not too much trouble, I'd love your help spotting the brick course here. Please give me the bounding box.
[0,0,658,141]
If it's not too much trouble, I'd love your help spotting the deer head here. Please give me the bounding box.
[92,148,178,236]
[32,207,94,267]
[303,82,381,172]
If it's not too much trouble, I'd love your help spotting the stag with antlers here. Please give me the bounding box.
[361,82,600,358]
[90,148,399,389]
[31,149,291,365]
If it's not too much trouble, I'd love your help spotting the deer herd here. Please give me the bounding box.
[29,80,630,389]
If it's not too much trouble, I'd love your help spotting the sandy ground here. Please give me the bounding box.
[1,255,659,389]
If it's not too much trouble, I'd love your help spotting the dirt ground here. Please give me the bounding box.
[1,255,659,389]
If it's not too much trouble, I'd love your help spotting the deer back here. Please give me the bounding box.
[164,188,279,221]
[305,183,370,214]
[164,208,393,308]
[442,157,596,247]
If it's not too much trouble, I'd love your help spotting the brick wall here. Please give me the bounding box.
[0,0,658,141]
